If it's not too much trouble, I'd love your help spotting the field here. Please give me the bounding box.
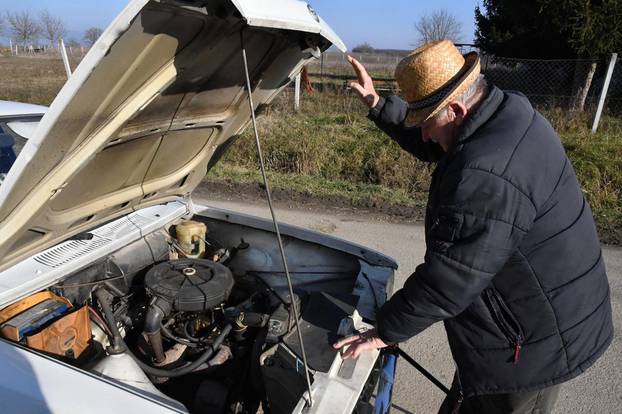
[0,54,83,105]
[1,54,620,244]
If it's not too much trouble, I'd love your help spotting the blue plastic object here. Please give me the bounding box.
[374,350,397,414]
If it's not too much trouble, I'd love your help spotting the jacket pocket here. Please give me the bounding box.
[428,212,463,253]
[483,288,525,365]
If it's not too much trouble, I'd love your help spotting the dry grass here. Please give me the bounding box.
[222,89,434,194]
[0,55,83,105]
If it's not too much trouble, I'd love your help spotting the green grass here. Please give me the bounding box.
[545,109,622,236]
[209,90,622,242]
[208,163,427,209]
[217,89,435,193]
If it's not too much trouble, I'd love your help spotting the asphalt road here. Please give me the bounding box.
[197,197,621,414]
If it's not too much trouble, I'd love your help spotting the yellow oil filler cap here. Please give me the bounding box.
[175,220,207,258]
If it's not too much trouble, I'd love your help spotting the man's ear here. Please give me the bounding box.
[448,101,468,125]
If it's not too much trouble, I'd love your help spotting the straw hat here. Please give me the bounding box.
[395,40,481,127]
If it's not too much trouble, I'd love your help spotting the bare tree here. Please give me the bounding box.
[40,10,67,48]
[0,14,5,37]
[414,9,462,46]
[66,39,82,48]
[84,27,103,46]
[6,11,42,47]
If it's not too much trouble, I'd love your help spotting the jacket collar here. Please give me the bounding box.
[455,85,504,145]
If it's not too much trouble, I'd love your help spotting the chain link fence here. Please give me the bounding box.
[307,51,622,121]
[482,55,622,116]
[482,57,593,109]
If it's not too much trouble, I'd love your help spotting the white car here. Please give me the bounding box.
[0,1,397,413]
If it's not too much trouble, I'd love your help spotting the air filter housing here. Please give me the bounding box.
[145,259,234,312]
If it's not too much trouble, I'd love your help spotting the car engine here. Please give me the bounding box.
[0,219,317,414]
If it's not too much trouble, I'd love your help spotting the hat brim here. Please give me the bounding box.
[404,52,481,128]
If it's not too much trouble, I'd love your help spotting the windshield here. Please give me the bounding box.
[0,117,41,182]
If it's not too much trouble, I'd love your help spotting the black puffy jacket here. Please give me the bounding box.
[370,86,613,397]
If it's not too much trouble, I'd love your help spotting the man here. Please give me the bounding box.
[334,41,613,413]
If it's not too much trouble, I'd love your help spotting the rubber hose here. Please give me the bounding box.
[161,324,199,348]
[183,320,202,342]
[94,288,126,354]
[131,324,232,378]
[95,286,232,378]
[144,299,169,363]
[147,332,166,363]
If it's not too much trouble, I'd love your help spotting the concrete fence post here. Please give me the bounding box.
[59,38,72,79]
[592,53,618,133]
[320,52,324,86]
[294,73,301,113]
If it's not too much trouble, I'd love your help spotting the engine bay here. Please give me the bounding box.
[0,214,384,413]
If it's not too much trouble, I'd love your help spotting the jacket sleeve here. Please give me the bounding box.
[376,169,537,344]
[368,95,444,162]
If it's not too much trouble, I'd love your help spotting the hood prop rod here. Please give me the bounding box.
[241,35,314,408]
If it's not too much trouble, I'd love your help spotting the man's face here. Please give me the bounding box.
[419,101,467,152]
[420,110,455,152]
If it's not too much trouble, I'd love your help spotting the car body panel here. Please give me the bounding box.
[0,201,189,309]
[4,119,41,141]
[0,338,187,413]
[0,0,343,272]
[0,100,47,119]
[230,0,347,52]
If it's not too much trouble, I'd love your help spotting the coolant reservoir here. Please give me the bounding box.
[175,220,207,258]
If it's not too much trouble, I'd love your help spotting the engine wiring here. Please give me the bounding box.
[56,274,128,288]
[88,306,113,337]
[160,321,201,348]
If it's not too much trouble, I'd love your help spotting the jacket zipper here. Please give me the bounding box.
[427,161,446,239]
[451,364,465,414]
[484,288,525,365]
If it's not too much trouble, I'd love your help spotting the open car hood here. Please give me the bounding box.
[0,0,345,271]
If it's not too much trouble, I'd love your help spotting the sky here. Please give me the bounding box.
[0,0,480,50]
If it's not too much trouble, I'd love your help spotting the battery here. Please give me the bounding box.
[0,299,69,341]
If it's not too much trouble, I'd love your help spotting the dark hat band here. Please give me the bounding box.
[406,52,478,111]
[407,76,462,110]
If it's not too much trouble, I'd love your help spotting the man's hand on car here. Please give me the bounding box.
[347,55,380,109]
[333,328,388,359]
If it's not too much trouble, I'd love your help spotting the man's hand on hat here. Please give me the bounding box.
[347,55,380,109]
[333,328,388,359]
